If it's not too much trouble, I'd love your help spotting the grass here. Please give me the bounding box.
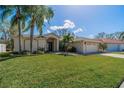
[0,54,124,88]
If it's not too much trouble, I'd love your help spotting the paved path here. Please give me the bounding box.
[101,53,124,58]
[119,82,124,88]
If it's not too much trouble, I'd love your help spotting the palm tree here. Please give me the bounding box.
[62,33,74,56]
[24,5,54,53]
[119,32,124,40]
[98,43,107,52]
[0,5,27,54]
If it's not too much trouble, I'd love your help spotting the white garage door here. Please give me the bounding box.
[107,44,120,52]
[86,44,98,53]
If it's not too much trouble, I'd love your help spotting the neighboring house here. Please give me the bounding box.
[0,40,6,53]
[13,33,59,52]
[13,33,124,54]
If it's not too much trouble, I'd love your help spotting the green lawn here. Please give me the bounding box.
[0,54,124,88]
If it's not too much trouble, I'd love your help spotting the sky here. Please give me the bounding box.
[42,5,124,38]
[1,5,124,38]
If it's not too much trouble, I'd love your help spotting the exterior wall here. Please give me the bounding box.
[70,41,84,54]
[38,39,46,51]
[23,39,46,52]
[13,37,24,52]
[14,38,19,52]
[106,44,120,52]
[120,44,124,51]
[13,34,59,52]
[32,40,38,52]
[0,44,6,52]
[24,40,30,51]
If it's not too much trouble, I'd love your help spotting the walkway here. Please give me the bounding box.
[101,53,124,58]
[119,82,124,88]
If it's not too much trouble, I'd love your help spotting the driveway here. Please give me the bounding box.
[101,53,124,58]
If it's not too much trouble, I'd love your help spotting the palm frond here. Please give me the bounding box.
[10,14,17,27]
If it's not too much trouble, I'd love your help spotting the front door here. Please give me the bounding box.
[48,42,53,51]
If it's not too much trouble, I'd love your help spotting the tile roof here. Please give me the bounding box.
[74,37,101,43]
[98,38,124,44]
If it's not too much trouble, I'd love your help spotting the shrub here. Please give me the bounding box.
[0,52,11,57]
[37,48,45,54]
[11,51,19,55]
[67,46,76,52]
[33,51,37,54]
[21,50,30,55]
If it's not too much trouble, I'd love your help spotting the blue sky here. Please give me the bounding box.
[42,5,124,38]
[1,5,124,38]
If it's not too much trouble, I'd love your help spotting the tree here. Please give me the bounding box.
[95,31,123,40]
[0,20,10,43]
[95,32,106,39]
[8,25,19,51]
[119,32,124,40]
[0,6,27,53]
[98,43,107,52]
[62,33,74,55]
[24,6,54,53]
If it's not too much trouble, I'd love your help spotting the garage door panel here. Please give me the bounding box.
[86,44,98,53]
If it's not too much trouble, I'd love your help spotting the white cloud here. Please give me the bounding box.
[49,26,59,30]
[49,20,75,31]
[73,28,83,34]
[63,20,75,29]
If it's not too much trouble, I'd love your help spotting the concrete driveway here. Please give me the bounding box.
[101,53,124,58]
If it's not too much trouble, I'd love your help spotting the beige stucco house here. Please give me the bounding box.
[13,33,124,54]
[14,33,59,52]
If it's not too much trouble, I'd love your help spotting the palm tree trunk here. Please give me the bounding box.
[30,24,34,54]
[3,31,7,44]
[17,6,22,54]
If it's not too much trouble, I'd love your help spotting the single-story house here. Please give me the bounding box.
[13,33,124,54]
[0,40,6,53]
[14,33,59,52]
